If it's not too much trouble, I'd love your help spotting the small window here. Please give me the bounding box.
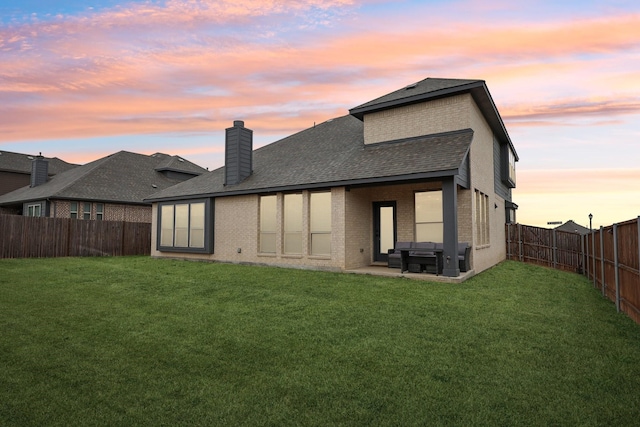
[96,204,104,220]
[83,202,91,220]
[27,204,41,217]
[158,199,212,253]
[502,145,516,188]
[70,202,78,219]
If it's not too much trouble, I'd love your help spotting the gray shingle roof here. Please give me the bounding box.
[555,220,590,235]
[350,78,483,113]
[146,115,473,201]
[0,151,207,205]
[0,150,78,175]
[152,153,208,174]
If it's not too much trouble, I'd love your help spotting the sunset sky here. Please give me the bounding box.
[1,0,639,229]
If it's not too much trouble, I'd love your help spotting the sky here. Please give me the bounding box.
[1,0,639,229]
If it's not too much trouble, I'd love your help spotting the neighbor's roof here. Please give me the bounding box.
[0,150,78,175]
[555,220,590,235]
[0,151,207,206]
[146,114,473,202]
[350,77,517,160]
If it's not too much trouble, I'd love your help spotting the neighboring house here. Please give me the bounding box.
[146,77,518,277]
[0,151,207,223]
[555,220,590,235]
[0,150,78,198]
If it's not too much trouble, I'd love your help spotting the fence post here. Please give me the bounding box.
[581,234,585,276]
[585,232,590,280]
[518,223,523,262]
[506,224,511,260]
[600,226,605,296]
[552,229,557,269]
[613,223,620,313]
[591,230,597,288]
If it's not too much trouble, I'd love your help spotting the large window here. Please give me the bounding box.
[284,193,302,254]
[475,190,490,246]
[158,199,212,253]
[260,195,277,253]
[310,192,331,256]
[415,190,443,242]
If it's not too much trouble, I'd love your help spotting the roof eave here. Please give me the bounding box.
[349,81,485,120]
[145,169,462,203]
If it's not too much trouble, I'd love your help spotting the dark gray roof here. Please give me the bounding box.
[350,78,482,113]
[0,151,207,206]
[152,153,208,174]
[555,220,590,235]
[146,115,473,201]
[350,77,517,160]
[0,150,78,175]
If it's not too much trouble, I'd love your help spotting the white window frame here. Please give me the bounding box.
[96,203,104,220]
[27,204,41,217]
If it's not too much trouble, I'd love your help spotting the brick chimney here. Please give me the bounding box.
[30,153,49,187]
[224,120,253,185]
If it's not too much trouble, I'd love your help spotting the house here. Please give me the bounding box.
[145,77,518,277]
[555,220,590,235]
[0,150,78,199]
[0,151,207,222]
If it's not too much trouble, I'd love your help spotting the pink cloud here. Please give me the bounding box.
[1,3,640,143]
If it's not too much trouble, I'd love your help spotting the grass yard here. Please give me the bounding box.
[1,257,639,426]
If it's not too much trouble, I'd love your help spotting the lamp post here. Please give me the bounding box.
[589,213,593,231]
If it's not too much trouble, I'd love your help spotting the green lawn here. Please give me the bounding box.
[1,257,639,426]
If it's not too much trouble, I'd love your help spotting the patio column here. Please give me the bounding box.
[442,177,460,277]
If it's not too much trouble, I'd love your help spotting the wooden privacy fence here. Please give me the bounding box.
[584,218,640,324]
[505,223,584,273]
[0,214,151,258]
[507,218,640,324]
